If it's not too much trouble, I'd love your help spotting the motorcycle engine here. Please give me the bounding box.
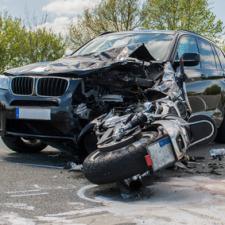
[175,101,187,119]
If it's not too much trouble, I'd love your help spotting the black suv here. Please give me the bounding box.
[0,29,225,161]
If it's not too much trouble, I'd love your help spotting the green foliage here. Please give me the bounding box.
[0,11,66,73]
[67,0,224,50]
[204,85,221,95]
[67,0,146,49]
[22,27,66,64]
[0,12,27,72]
[222,43,225,53]
[142,0,224,39]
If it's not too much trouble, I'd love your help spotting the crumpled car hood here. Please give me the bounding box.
[3,43,155,76]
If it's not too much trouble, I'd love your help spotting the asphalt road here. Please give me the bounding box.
[1,139,225,224]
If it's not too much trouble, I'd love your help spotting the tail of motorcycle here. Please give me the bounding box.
[126,53,217,186]
[143,114,216,175]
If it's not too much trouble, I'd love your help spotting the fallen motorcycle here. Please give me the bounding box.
[82,53,217,185]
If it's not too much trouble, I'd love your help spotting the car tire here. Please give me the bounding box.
[215,116,225,143]
[1,136,47,153]
[83,131,158,185]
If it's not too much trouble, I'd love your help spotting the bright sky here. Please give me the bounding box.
[0,0,225,36]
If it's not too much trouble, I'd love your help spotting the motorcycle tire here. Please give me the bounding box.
[83,131,158,185]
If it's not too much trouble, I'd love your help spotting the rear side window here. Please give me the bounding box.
[198,39,216,69]
[215,47,225,68]
[212,46,221,69]
[176,36,200,68]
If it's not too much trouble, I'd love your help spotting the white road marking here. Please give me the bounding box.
[6,189,41,194]
[38,207,106,218]
[197,96,207,109]
[15,162,64,169]
[10,192,49,197]
[77,184,101,203]
[3,203,35,211]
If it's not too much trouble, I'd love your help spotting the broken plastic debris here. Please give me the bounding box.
[64,161,77,169]
[210,168,222,175]
[189,156,205,161]
[69,164,83,172]
[174,162,193,173]
[53,175,57,179]
[121,193,134,199]
[123,175,142,189]
[210,149,225,157]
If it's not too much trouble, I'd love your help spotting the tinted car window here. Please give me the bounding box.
[176,36,200,68]
[73,33,173,60]
[212,46,221,69]
[215,47,225,68]
[198,39,216,69]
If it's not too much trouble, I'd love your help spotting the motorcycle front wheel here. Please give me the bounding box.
[83,131,158,185]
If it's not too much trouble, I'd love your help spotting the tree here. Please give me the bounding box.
[21,27,66,65]
[67,0,147,49]
[0,11,66,73]
[22,9,66,64]
[142,0,224,39]
[0,12,27,72]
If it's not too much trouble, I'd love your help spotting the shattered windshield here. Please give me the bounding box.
[73,33,173,60]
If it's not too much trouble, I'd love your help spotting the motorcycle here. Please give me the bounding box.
[82,53,217,185]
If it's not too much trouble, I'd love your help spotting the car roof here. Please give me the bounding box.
[175,29,217,45]
[101,29,216,45]
[101,30,175,36]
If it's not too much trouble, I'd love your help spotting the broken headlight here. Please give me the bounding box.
[0,76,10,90]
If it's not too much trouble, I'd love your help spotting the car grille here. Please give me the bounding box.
[11,77,34,95]
[11,77,69,96]
[37,78,68,96]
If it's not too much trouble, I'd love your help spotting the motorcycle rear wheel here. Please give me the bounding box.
[83,131,158,185]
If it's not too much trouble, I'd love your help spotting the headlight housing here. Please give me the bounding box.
[0,76,10,90]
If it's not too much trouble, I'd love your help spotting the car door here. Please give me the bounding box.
[194,38,224,125]
[176,35,224,125]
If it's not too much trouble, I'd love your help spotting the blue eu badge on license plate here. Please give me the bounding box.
[16,108,51,120]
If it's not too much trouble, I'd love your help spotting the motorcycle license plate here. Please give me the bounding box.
[146,136,175,172]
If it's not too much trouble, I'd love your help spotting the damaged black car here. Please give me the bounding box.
[0,29,225,163]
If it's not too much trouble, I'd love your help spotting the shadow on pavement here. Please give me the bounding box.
[1,148,73,168]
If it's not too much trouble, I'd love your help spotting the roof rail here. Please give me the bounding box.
[99,31,115,36]
[175,29,216,44]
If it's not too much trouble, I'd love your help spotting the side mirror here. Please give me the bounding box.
[178,52,200,80]
[182,53,200,67]
[176,53,200,88]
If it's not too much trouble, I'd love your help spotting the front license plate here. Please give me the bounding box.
[16,108,51,120]
[146,137,175,172]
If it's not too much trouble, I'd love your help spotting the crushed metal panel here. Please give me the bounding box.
[153,62,182,96]
[4,44,155,76]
